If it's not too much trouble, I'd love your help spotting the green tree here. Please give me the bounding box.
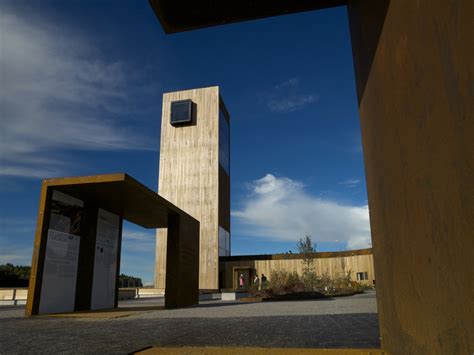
[0,264,31,287]
[296,234,317,275]
[118,273,143,288]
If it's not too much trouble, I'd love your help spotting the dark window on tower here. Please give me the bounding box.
[356,272,368,281]
[219,109,230,174]
[170,100,193,125]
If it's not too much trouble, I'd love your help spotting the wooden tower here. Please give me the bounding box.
[155,86,230,292]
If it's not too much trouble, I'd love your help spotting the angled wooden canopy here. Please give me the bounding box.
[41,173,194,228]
[26,173,199,315]
[148,0,345,34]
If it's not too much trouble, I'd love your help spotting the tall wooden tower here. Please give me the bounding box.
[155,86,230,291]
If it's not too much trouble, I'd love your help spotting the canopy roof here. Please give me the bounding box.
[149,0,345,34]
[43,173,195,228]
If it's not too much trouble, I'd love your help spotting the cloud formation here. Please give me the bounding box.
[122,228,156,253]
[339,178,361,188]
[120,227,156,283]
[0,6,157,178]
[266,77,318,113]
[233,174,371,250]
[0,217,35,265]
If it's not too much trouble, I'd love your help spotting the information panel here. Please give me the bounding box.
[38,230,81,314]
[90,208,120,310]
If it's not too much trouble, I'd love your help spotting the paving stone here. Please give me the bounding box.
[0,292,380,354]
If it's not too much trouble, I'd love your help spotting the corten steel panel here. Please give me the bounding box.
[165,213,200,308]
[25,183,52,316]
[38,173,191,228]
[149,0,346,34]
[150,1,473,352]
[73,205,99,311]
[26,173,199,316]
[348,1,474,353]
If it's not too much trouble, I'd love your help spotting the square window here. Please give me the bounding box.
[170,100,193,125]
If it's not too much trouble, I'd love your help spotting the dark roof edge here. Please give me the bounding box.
[219,248,373,262]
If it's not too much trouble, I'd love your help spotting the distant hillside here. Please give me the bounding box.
[0,264,143,288]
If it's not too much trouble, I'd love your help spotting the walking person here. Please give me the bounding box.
[239,273,245,289]
[253,273,260,290]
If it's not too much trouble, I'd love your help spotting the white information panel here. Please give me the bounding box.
[90,208,120,310]
[39,230,81,314]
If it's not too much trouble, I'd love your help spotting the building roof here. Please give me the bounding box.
[42,173,196,228]
[219,248,373,261]
[149,0,346,34]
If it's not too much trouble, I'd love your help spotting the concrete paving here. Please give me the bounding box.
[0,291,380,354]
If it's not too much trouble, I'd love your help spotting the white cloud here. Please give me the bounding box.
[233,174,371,249]
[0,6,157,178]
[0,249,32,265]
[0,218,35,265]
[266,77,319,113]
[121,228,156,253]
[339,178,361,188]
[120,228,156,284]
[275,77,300,89]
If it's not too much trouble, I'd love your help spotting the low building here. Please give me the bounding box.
[219,248,375,290]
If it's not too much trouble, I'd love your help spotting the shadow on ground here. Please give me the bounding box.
[0,312,380,353]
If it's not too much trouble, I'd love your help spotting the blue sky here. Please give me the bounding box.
[0,1,371,284]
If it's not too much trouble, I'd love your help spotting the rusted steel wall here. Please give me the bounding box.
[348,1,474,353]
[165,213,200,308]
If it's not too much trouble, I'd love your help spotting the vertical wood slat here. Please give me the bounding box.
[221,253,375,289]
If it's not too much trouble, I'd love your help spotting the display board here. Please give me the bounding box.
[38,190,83,314]
[38,230,81,314]
[90,208,120,310]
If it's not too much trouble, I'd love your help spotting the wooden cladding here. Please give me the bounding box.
[156,86,230,291]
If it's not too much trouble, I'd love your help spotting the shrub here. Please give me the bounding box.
[248,282,259,295]
[267,270,306,295]
[268,270,287,295]
[249,269,368,298]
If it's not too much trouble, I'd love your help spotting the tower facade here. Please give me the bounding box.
[155,86,230,291]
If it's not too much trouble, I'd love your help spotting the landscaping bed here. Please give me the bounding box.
[239,289,365,302]
[238,269,373,303]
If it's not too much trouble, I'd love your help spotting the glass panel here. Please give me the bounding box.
[225,231,230,256]
[219,109,230,175]
[170,100,192,124]
[219,226,230,257]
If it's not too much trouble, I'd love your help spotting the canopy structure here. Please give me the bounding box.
[147,1,474,353]
[39,173,190,228]
[26,173,199,316]
[149,0,345,34]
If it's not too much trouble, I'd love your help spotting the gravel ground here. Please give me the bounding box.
[0,291,380,354]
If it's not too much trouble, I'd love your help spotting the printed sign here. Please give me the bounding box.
[38,230,80,314]
[90,208,120,310]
